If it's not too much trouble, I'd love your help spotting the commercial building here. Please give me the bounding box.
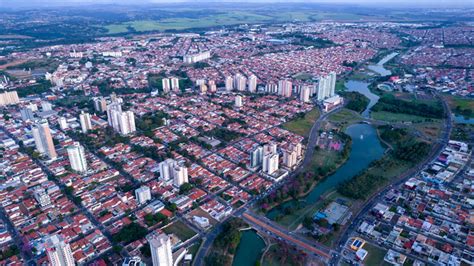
[32,119,57,160]
[67,142,88,173]
[147,233,173,266]
[45,235,75,266]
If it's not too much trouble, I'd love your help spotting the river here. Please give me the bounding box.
[266,123,386,220]
[368,52,398,76]
[232,229,266,266]
[345,80,379,118]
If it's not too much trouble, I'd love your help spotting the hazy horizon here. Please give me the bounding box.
[1,0,473,9]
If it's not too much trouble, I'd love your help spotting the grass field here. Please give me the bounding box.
[283,108,320,137]
[104,10,372,34]
[328,108,362,129]
[363,243,387,265]
[162,220,197,241]
[371,111,437,123]
[445,95,474,118]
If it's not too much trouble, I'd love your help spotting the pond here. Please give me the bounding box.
[232,229,266,266]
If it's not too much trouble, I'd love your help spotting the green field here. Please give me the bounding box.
[328,108,363,128]
[104,10,372,34]
[283,108,320,137]
[371,111,437,123]
[162,220,197,241]
[445,95,474,118]
[363,243,387,265]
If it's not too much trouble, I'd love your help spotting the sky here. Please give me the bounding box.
[1,0,473,8]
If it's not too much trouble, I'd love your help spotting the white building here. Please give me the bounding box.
[225,76,234,91]
[283,149,298,169]
[235,95,243,107]
[45,235,75,266]
[278,80,292,97]
[300,86,311,103]
[0,91,19,106]
[159,159,174,180]
[107,103,136,135]
[32,120,57,160]
[183,51,211,64]
[59,117,69,130]
[162,78,171,94]
[147,233,173,266]
[234,74,247,91]
[41,101,53,112]
[263,153,279,175]
[250,146,263,168]
[79,111,92,133]
[172,162,189,187]
[170,77,180,92]
[248,75,257,93]
[135,186,152,205]
[93,97,107,113]
[67,142,87,173]
[317,72,336,101]
[323,95,343,112]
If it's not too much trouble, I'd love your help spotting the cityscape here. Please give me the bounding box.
[0,1,473,266]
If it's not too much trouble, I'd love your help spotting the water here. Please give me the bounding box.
[232,229,266,266]
[368,52,398,76]
[266,123,385,220]
[345,80,380,118]
[453,114,474,124]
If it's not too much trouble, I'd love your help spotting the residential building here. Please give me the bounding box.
[300,86,311,102]
[45,235,75,266]
[248,74,257,93]
[93,97,107,113]
[67,142,87,173]
[147,233,173,266]
[183,51,211,64]
[79,111,92,133]
[162,78,171,94]
[32,119,57,160]
[250,146,264,168]
[317,72,336,101]
[235,95,243,107]
[172,161,189,187]
[278,80,292,97]
[135,186,152,205]
[0,91,19,106]
[225,76,233,91]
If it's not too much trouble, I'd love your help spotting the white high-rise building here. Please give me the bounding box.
[0,91,19,106]
[248,75,257,93]
[263,153,279,175]
[170,77,180,92]
[263,142,278,155]
[300,86,311,103]
[159,159,174,180]
[107,103,136,135]
[250,146,263,168]
[183,51,211,64]
[172,162,189,187]
[208,80,217,93]
[45,235,75,266]
[235,95,243,107]
[32,120,57,160]
[278,80,292,97]
[41,101,53,112]
[147,233,173,266]
[162,78,171,94]
[135,186,152,204]
[283,149,298,169]
[67,142,87,173]
[58,117,69,130]
[93,97,107,113]
[234,74,247,91]
[79,111,92,133]
[317,72,336,101]
[20,108,35,121]
[265,83,278,94]
[225,76,233,91]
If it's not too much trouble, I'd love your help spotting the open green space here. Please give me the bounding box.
[371,111,438,123]
[363,243,387,265]
[328,108,363,128]
[162,220,197,241]
[283,108,320,137]
[445,95,474,118]
[103,10,373,34]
